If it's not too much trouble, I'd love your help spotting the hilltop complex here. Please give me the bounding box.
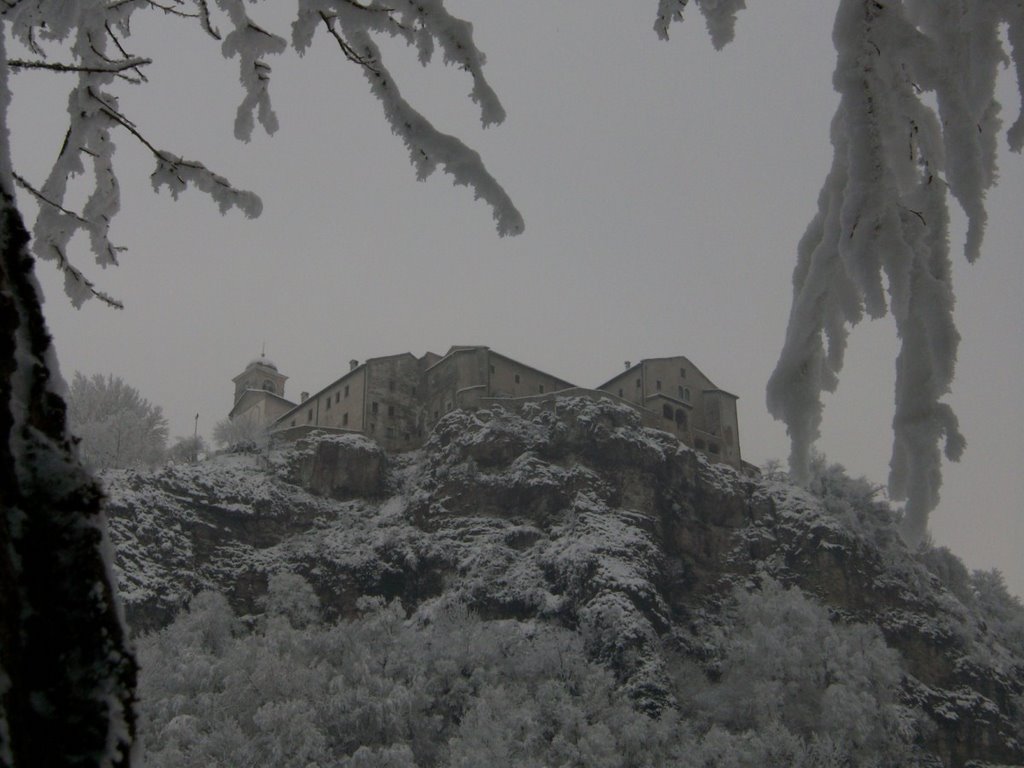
[229,346,742,468]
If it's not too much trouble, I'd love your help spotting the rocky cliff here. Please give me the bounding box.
[105,397,1024,767]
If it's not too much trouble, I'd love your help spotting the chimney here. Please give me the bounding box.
[624,361,631,370]
[349,359,359,371]
[300,391,309,403]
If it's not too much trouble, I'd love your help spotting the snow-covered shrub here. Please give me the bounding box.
[136,585,683,767]
[970,569,1024,658]
[213,416,270,453]
[690,579,923,766]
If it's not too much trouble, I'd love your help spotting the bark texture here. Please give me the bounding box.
[0,191,136,766]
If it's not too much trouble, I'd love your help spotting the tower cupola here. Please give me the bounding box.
[231,353,288,404]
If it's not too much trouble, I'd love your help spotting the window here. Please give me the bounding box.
[708,442,720,455]
[290,419,295,427]
[676,409,688,430]
[326,397,331,410]
[656,379,662,391]
[680,367,686,378]
[344,385,349,397]
[434,410,439,420]
[636,378,641,388]
[386,426,395,438]
[489,364,495,374]
[263,379,275,393]
[618,388,623,398]
[539,384,545,394]
[404,433,410,441]
[342,413,348,426]
[387,405,395,417]
[411,386,417,396]
[371,401,379,415]
[308,409,313,423]
[369,423,375,433]
[724,426,734,446]
[514,373,521,384]
[389,380,395,392]
[335,392,340,404]
[683,387,691,402]
[679,386,685,399]
[663,404,673,419]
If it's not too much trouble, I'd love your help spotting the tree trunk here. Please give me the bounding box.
[0,190,136,765]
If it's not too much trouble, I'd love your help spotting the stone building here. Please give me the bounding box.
[228,355,297,431]
[596,356,741,467]
[228,346,741,467]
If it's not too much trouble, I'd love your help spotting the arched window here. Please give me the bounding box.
[662,404,673,420]
[683,387,691,402]
[262,379,275,393]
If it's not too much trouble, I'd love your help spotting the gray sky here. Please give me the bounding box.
[10,2,1023,595]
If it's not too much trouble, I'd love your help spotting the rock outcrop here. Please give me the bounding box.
[104,398,1024,767]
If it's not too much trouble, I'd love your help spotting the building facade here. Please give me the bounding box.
[228,347,742,467]
[596,356,741,467]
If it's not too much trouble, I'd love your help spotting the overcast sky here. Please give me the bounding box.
[10,2,1022,595]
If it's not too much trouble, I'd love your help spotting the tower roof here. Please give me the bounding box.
[246,354,277,371]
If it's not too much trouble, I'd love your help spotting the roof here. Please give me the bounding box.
[425,346,576,388]
[487,349,577,389]
[249,355,276,371]
[596,355,726,393]
[229,388,296,419]
[233,355,287,383]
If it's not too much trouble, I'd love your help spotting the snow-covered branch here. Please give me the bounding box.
[763,0,1019,545]
[7,55,151,73]
[294,0,523,234]
[10,0,522,309]
[345,25,522,236]
[654,0,747,50]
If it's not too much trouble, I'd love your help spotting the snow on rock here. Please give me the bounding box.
[105,396,1024,765]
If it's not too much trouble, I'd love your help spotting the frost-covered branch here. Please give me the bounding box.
[12,0,523,309]
[7,55,151,73]
[11,2,264,307]
[290,0,522,234]
[763,0,1020,545]
[654,0,747,50]
[215,0,287,141]
[13,171,89,224]
[657,0,1019,545]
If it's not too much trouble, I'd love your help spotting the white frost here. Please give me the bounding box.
[765,0,1019,546]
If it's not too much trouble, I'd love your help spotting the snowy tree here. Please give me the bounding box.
[167,434,207,464]
[213,415,269,452]
[67,372,168,470]
[694,579,921,764]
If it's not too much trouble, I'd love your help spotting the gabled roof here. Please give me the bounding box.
[425,346,576,388]
[596,355,729,395]
[487,349,577,389]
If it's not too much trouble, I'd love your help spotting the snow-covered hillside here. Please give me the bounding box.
[105,397,1024,767]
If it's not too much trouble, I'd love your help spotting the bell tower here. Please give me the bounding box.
[231,353,288,405]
